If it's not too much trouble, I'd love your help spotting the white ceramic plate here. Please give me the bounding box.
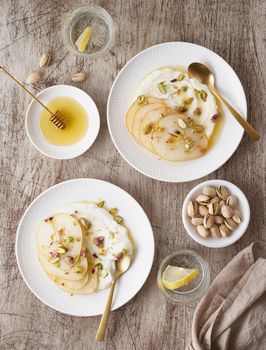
[107,42,247,182]
[16,179,154,316]
[182,180,250,248]
[26,85,100,159]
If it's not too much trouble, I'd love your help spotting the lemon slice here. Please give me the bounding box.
[75,26,92,52]
[162,265,199,290]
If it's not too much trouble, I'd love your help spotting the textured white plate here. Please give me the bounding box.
[182,180,250,248]
[107,42,247,182]
[26,85,100,159]
[16,179,154,316]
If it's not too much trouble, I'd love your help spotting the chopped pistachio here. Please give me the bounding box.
[114,216,123,224]
[50,257,60,264]
[54,262,60,268]
[177,73,185,81]
[56,245,68,254]
[95,263,103,270]
[157,82,167,94]
[137,95,145,104]
[97,200,105,208]
[193,107,202,116]
[194,89,200,95]
[143,123,153,135]
[79,217,91,230]
[122,248,128,255]
[176,106,188,113]
[100,269,109,278]
[75,266,82,274]
[84,231,91,236]
[185,141,195,151]
[109,208,118,215]
[177,119,187,129]
[50,234,55,241]
[184,97,194,105]
[182,85,188,92]
[200,90,207,101]
[65,236,74,243]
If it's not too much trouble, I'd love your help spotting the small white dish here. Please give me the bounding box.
[16,178,154,316]
[26,85,100,159]
[107,42,247,182]
[182,179,250,248]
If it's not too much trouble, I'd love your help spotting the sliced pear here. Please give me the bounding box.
[132,103,164,141]
[126,97,165,134]
[151,114,208,161]
[38,248,88,280]
[36,219,55,249]
[54,269,90,290]
[139,107,168,153]
[54,269,98,295]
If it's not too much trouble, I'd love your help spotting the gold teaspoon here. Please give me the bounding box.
[188,62,260,141]
[95,255,131,342]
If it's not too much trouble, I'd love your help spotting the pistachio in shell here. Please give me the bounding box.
[195,194,210,205]
[226,195,238,208]
[232,210,242,224]
[219,224,230,237]
[197,225,210,238]
[203,186,216,197]
[221,205,234,219]
[191,216,204,226]
[203,214,214,229]
[199,205,208,216]
[210,225,221,238]
[216,186,229,201]
[187,200,198,218]
[225,218,237,231]
[214,215,224,225]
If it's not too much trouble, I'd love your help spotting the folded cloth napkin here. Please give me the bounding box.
[186,241,266,350]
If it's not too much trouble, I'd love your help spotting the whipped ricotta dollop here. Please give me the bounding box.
[60,202,133,289]
[133,67,219,139]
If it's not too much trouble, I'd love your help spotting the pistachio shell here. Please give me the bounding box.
[214,215,224,225]
[208,202,219,215]
[221,205,233,219]
[226,195,238,208]
[203,186,216,197]
[191,216,204,226]
[209,196,220,204]
[199,205,208,216]
[232,210,242,224]
[71,72,87,82]
[26,71,41,84]
[39,52,52,67]
[195,194,210,205]
[197,225,210,238]
[210,225,221,238]
[187,201,198,218]
[216,186,229,201]
[219,224,230,237]
[225,218,237,231]
[203,214,214,229]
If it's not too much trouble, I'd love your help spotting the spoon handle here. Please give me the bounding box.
[210,87,260,141]
[96,279,116,341]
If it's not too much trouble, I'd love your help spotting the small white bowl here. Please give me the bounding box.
[26,85,100,159]
[182,180,250,248]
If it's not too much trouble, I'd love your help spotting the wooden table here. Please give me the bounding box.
[0,0,265,349]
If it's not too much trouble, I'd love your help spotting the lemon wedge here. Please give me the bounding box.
[162,265,199,290]
[75,26,92,52]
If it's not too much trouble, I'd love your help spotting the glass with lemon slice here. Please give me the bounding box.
[61,5,115,59]
[157,250,210,304]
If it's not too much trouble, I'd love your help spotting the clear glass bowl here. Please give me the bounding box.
[157,250,210,304]
[61,5,115,59]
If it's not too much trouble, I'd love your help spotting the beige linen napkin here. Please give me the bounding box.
[186,241,266,350]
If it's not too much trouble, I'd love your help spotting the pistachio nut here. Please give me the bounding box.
[232,210,242,224]
[210,225,221,238]
[219,224,230,237]
[221,205,233,219]
[195,194,210,205]
[214,215,224,225]
[197,225,210,238]
[225,218,237,231]
[191,216,204,226]
[198,205,208,216]
[39,52,52,67]
[71,72,87,82]
[216,186,229,201]
[203,186,216,197]
[208,202,219,215]
[203,214,214,229]
[226,195,238,208]
[187,200,198,218]
[26,71,41,84]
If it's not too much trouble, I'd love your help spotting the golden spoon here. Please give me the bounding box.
[0,66,66,129]
[95,255,131,342]
[188,62,260,141]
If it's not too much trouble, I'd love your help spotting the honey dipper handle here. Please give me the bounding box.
[0,66,54,115]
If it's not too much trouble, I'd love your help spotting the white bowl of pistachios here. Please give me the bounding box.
[182,180,250,248]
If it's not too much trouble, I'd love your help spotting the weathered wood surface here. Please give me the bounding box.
[0,0,265,349]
